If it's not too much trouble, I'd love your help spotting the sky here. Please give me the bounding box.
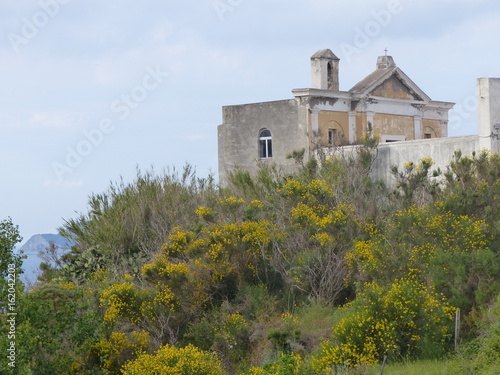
[1,0,500,244]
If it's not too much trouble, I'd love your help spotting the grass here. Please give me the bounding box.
[363,358,464,375]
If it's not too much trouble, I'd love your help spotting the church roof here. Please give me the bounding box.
[311,49,340,60]
[349,56,431,102]
[349,66,397,95]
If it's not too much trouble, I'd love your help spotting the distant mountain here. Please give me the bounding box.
[17,234,73,285]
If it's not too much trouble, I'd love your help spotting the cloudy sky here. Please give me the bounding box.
[1,0,500,243]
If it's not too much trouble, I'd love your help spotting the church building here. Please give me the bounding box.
[217,49,455,182]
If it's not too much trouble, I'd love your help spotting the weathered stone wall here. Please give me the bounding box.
[374,113,415,141]
[372,75,420,100]
[372,135,480,185]
[325,135,481,187]
[217,99,308,184]
[478,78,500,153]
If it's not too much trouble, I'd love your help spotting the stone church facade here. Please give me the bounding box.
[218,49,500,184]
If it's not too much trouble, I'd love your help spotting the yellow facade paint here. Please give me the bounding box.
[422,119,442,138]
[318,111,349,145]
[374,113,415,141]
[355,113,366,140]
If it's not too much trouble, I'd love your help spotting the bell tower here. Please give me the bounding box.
[311,49,340,91]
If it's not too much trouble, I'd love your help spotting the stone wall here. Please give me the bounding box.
[217,99,309,184]
[321,135,480,187]
[370,135,480,185]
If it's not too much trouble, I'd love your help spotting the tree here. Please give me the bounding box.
[59,166,218,281]
[0,217,23,311]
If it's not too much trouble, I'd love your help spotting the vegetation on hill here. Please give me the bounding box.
[1,141,500,374]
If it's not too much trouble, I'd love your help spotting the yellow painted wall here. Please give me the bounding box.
[422,119,442,138]
[374,113,415,141]
[356,113,367,140]
[308,109,443,147]
[318,111,349,145]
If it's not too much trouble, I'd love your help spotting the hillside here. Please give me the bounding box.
[1,145,499,374]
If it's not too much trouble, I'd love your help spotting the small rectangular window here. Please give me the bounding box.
[328,129,337,145]
[424,133,432,139]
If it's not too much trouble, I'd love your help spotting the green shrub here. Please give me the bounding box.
[312,277,455,370]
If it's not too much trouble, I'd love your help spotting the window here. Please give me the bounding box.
[380,134,406,143]
[328,128,337,145]
[327,62,333,89]
[423,127,436,139]
[259,129,272,159]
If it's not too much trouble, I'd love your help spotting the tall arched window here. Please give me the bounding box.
[327,61,333,89]
[259,129,272,159]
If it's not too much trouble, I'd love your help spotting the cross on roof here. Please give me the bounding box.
[384,48,388,56]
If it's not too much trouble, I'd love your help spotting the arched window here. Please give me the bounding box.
[327,62,333,89]
[259,129,272,159]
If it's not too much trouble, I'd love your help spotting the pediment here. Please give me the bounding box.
[349,66,431,103]
[370,75,424,101]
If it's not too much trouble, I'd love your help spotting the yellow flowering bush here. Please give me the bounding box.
[195,206,214,220]
[219,196,246,206]
[140,285,176,321]
[279,179,334,207]
[162,227,196,257]
[100,281,142,325]
[212,312,251,364]
[93,330,150,373]
[346,201,494,311]
[312,277,454,370]
[391,157,440,205]
[122,344,225,375]
[245,199,265,220]
[100,278,178,347]
[221,313,250,346]
[217,196,247,220]
[136,218,287,345]
[280,180,358,303]
[141,255,190,281]
[151,220,283,288]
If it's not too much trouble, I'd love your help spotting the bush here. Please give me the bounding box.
[458,295,500,375]
[312,276,455,370]
[122,344,226,375]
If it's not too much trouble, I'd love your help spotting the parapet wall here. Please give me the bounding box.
[371,135,480,185]
[322,135,481,187]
